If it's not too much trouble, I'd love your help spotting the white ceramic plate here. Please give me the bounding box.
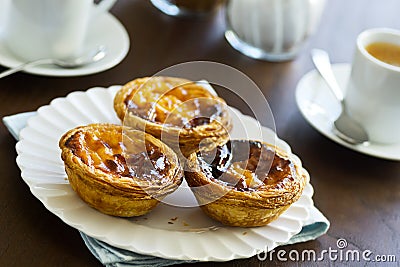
[296,63,400,161]
[16,86,314,261]
[0,13,129,77]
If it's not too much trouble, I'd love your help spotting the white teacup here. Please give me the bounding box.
[345,28,400,144]
[3,0,116,61]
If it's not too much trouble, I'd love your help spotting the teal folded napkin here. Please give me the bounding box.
[3,112,330,267]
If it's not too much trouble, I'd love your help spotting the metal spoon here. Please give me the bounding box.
[0,46,106,78]
[311,49,369,145]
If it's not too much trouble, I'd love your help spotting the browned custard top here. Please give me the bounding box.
[124,77,225,128]
[64,126,171,182]
[197,140,296,191]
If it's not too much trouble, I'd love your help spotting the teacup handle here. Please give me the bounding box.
[92,0,117,17]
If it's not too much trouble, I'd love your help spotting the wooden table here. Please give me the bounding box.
[1,0,399,266]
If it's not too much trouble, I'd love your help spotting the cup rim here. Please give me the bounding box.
[357,27,400,72]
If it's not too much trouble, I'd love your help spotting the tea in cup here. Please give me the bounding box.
[345,28,400,144]
[365,42,400,67]
[3,0,116,61]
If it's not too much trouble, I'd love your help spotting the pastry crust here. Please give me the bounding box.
[114,76,232,158]
[184,140,307,227]
[59,123,183,217]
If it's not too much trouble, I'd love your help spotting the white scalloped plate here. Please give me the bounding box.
[16,86,314,261]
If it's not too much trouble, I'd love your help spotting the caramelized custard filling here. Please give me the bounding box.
[124,77,225,128]
[65,128,171,181]
[197,140,296,191]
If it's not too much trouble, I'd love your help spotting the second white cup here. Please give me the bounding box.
[345,28,400,144]
[225,0,326,61]
[4,0,116,61]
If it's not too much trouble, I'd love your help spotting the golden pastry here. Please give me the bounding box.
[59,123,183,217]
[184,140,307,227]
[113,76,232,158]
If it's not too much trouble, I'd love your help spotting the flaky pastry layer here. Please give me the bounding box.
[114,77,232,157]
[184,140,307,227]
[59,123,183,217]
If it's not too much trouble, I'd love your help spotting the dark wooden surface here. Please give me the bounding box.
[1,0,399,266]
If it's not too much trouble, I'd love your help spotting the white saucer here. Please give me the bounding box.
[296,63,400,161]
[0,12,129,77]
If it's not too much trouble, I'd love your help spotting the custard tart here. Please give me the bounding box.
[185,140,307,227]
[114,76,232,157]
[59,123,183,217]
